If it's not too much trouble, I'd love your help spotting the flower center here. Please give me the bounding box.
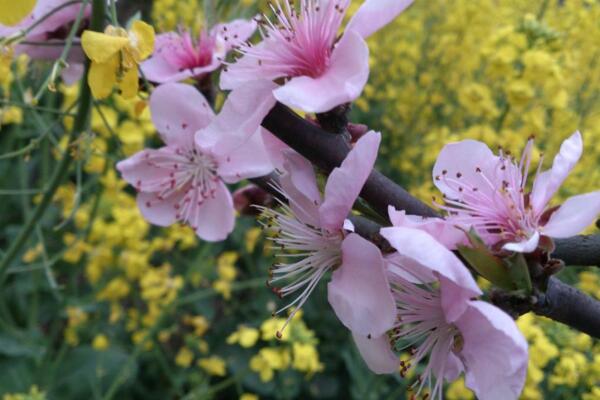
[258,198,343,337]
[388,276,460,400]
[232,0,348,79]
[141,146,219,228]
[435,140,545,247]
[159,29,216,71]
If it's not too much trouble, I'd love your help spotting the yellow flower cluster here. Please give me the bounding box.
[213,251,239,299]
[362,0,600,206]
[0,48,27,126]
[2,385,45,400]
[151,0,204,33]
[228,310,324,383]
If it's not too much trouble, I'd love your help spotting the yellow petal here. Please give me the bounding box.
[0,0,36,26]
[130,20,155,61]
[82,30,129,64]
[88,57,118,99]
[118,67,139,99]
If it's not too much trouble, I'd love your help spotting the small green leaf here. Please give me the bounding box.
[458,245,514,290]
[505,253,533,293]
[0,333,45,359]
[457,229,514,290]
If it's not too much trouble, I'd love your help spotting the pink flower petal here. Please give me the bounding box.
[531,131,583,213]
[136,191,181,227]
[150,83,214,149]
[388,206,468,249]
[213,18,257,52]
[192,180,235,242]
[220,43,283,90]
[216,127,274,183]
[542,191,600,238]
[456,301,528,400]
[261,130,290,170]
[142,54,221,83]
[433,139,499,201]
[347,0,414,39]
[385,253,435,284]
[196,80,278,156]
[352,332,399,374]
[319,131,381,231]
[502,231,540,253]
[116,148,176,192]
[380,226,481,322]
[272,29,369,113]
[280,151,321,227]
[61,62,84,86]
[328,234,396,337]
[31,0,89,35]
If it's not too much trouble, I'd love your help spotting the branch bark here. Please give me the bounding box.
[553,235,600,267]
[533,277,600,338]
[262,102,437,218]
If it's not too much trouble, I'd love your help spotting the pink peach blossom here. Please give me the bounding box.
[433,131,600,253]
[353,226,528,400]
[220,0,414,113]
[141,19,256,84]
[116,83,274,241]
[260,131,396,337]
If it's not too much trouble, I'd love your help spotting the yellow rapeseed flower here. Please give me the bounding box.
[291,343,323,375]
[227,325,260,348]
[197,356,226,377]
[175,347,194,368]
[81,21,155,99]
[92,334,110,351]
[183,315,210,337]
[0,0,36,26]
[2,385,46,400]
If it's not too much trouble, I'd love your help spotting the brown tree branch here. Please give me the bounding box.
[532,277,600,337]
[553,235,600,267]
[262,102,438,218]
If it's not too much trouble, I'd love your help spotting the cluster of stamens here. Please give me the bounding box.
[229,0,349,80]
[157,28,218,72]
[257,188,343,337]
[138,147,219,229]
[434,139,545,246]
[387,275,461,400]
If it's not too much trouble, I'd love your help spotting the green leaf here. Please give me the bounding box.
[505,253,533,293]
[50,347,136,399]
[0,333,45,359]
[457,229,514,290]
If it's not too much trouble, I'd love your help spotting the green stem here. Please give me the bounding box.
[110,0,119,25]
[0,0,105,285]
[33,0,91,102]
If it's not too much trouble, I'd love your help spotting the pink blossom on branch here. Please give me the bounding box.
[141,19,256,84]
[220,0,414,113]
[116,83,274,241]
[432,131,600,253]
[354,226,528,400]
[259,131,396,338]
